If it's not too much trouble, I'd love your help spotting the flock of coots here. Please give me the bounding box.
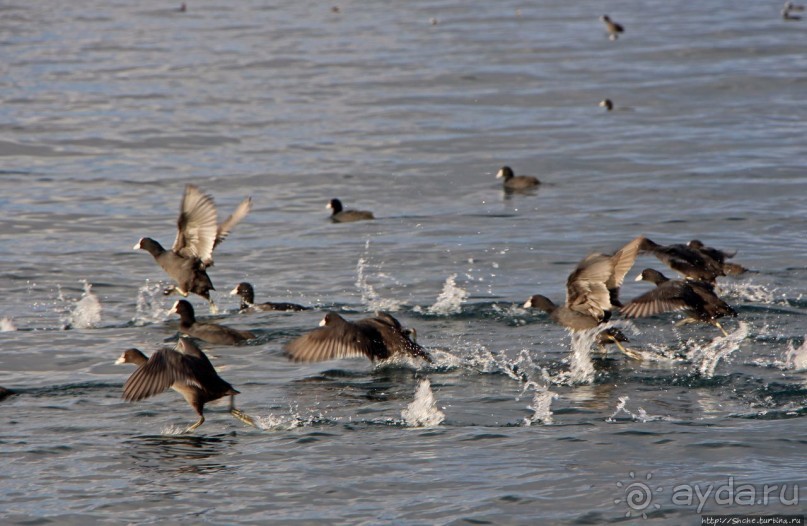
[117,180,747,433]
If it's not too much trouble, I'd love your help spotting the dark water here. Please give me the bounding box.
[1,1,806,524]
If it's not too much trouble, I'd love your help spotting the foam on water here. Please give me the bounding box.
[425,274,468,315]
[0,317,17,331]
[689,321,749,378]
[401,379,445,428]
[160,424,187,436]
[255,409,324,431]
[606,396,672,423]
[63,281,102,329]
[785,337,807,371]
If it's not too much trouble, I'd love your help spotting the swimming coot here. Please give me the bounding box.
[230,282,308,312]
[496,166,540,191]
[170,299,255,345]
[327,198,374,223]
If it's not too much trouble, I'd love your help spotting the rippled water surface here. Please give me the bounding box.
[2,1,806,524]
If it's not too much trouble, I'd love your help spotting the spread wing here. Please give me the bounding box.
[363,317,430,361]
[213,196,252,255]
[608,236,642,289]
[172,185,218,264]
[620,283,700,318]
[283,321,379,362]
[566,253,613,319]
[122,348,198,401]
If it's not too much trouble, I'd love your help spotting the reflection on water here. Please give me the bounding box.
[125,434,236,476]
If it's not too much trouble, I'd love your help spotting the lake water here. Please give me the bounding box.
[1,1,806,524]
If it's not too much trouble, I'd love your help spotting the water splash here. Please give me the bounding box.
[401,379,445,428]
[606,396,671,423]
[64,281,102,329]
[568,330,596,384]
[689,321,748,377]
[785,337,807,371]
[160,424,187,436]
[0,317,17,331]
[426,274,468,315]
[717,280,776,304]
[133,280,172,326]
[523,388,557,426]
[355,240,404,312]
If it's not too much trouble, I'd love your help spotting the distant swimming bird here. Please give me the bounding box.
[523,236,644,358]
[599,99,614,111]
[638,236,724,283]
[327,198,374,223]
[687,240,747,276]
[230,282,308,312]
[134,184,252,308]
[0,387,15,402]
[783,2,804,19]
[178,2,187,12]
[170,300,255,345]
[621,269,737,336]
[284,311,431,363]
[600,15,624,40]
[116,338,255,433]
[496,166,540,191]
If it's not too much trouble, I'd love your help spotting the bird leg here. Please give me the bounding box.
[183,415,205,433]
[231,409,256,428]
[712,321,729,337]
[609,336,643,360]
[228,395,256,428]
[163,285,189,297]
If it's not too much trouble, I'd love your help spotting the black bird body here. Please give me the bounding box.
[638,237,724,283]
[327,198,374,223]
[496,166,540,191]
[134,184,252,304]
[116,338,255,433]
[136,237,214,300]
[171,300,255,345]
[621,268,737,336]
[687,240,747,276]
[284,311,431,363]
[600,15,624,39]
[230,282,308,312]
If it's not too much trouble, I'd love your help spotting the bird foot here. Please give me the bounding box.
[183,416,205,434]
[231,408,257,428]
[613,339,643,360]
